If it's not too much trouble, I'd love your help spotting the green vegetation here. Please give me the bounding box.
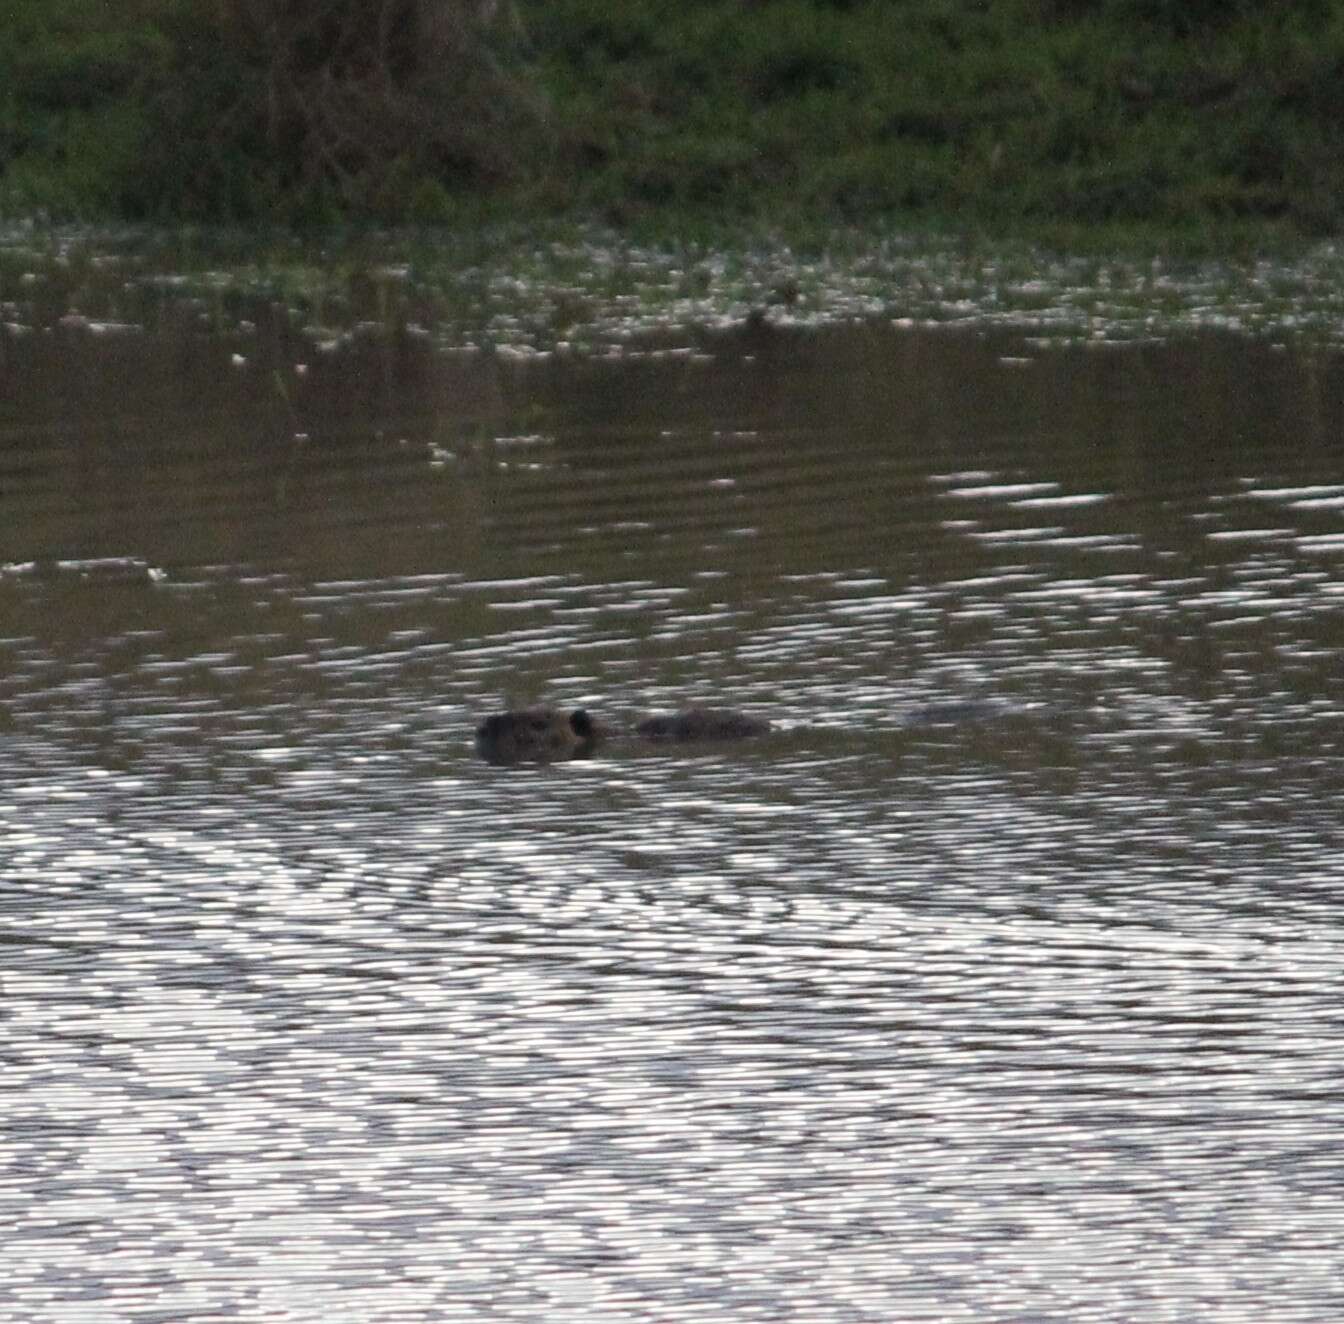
[4,0,1344,237]
[1,0,543,222]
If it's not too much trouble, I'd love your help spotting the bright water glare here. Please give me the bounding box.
[2,301,1344,1322]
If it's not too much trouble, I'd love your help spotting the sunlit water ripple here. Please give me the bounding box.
[2,322,1343,1322]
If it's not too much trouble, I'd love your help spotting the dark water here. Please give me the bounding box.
[3,315,1344,1323]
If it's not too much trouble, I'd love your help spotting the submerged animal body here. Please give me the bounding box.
[474,708,599,764]
[634,707,770,741]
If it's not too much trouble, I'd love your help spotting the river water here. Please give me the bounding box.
[3,303,1343,1321]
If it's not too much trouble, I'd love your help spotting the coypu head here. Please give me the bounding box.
[475,707,600,765]
[635,707,770,742]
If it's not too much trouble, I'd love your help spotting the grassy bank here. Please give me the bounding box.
[4,1,1344,238]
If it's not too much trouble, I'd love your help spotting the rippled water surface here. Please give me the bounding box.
[4,305,1344,1322]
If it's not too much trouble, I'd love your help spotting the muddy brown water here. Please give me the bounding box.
[3,316,1343,1322]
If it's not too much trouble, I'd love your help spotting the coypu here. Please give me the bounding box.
[475,708,599,765]
[474,705,769,764]
[635,707,770,741]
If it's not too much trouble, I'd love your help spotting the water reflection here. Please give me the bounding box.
[2,322,1343,1322]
